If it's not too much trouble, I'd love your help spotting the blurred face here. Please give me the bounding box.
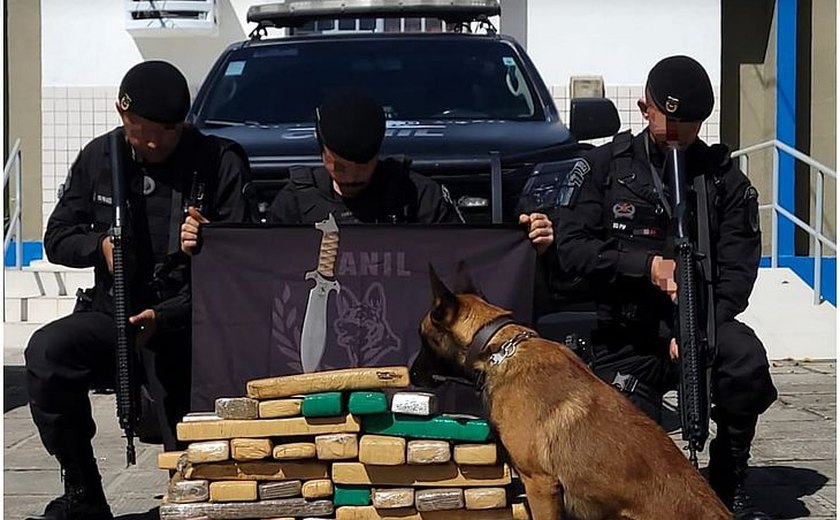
[322,145,378,198]
[637,92,702,150]
[117,104,183,163]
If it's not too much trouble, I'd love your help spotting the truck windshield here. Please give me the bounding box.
[197,37,543,125]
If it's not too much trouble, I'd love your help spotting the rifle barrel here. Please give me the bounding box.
[109,132,138,467]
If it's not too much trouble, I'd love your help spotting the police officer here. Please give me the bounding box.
[554,56,776,519]
[181,90,554,251]
[25,61,248,520]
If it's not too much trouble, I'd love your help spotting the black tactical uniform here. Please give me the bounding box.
[554,56,776,519]
[269,90,462,225]
[24,61,248,520]
[269,158,462,224]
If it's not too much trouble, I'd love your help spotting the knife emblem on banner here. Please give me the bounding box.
[300,213,340,372]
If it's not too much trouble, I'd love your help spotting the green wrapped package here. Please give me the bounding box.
[363,414,491,442]
[348,392,388,415]
[301,392,344,417]
[334,484,372,506]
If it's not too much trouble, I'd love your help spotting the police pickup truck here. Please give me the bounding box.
[187,0,620,226]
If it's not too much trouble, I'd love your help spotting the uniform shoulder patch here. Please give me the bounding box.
[556,159,591,208]
[57,167,74,201]
[744,185,760,234]
[567,159,591,187]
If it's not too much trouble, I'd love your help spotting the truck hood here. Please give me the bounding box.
[198,119,574,175]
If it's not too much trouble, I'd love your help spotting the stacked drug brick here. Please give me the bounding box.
[157,367,529,520]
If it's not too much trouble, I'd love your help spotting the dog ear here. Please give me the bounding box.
[364,282,386,318]
[428,263,458,324]
[337,286,359,316]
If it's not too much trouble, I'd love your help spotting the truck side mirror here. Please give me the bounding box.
[569,98,621,141]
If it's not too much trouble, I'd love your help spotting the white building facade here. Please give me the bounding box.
[37,0,721,235]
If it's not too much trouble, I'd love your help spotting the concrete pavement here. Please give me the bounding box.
[3,360,836,519]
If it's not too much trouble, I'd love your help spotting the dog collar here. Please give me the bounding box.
[465,315,515,371]
[488,330,536,367]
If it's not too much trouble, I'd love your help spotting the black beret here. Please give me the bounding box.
[646,55,714,122]
[118,61,190,125]
[317,91,385,163]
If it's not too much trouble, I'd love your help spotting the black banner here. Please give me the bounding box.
[192,224,536,414]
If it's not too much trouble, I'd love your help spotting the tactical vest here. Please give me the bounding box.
[603,131,726,254]
[287,157,420,224]
[598,131,727,330]
[87,127,240,308]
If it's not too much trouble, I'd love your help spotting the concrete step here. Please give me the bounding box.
[4,262,93,298]
[740,267,836,360]
[29,296,77,322]
[4,295,77,323]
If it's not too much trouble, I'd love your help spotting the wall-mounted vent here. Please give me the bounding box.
[126,0,217,37]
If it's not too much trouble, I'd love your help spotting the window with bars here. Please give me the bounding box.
[125,0,217,34]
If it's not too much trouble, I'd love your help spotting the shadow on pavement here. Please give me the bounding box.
[116,507,160,520]
[748,465,830,519]
[699,464,831,518]
[5,365,28,412]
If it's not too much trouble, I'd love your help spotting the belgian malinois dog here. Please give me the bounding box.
[412,267,730,520]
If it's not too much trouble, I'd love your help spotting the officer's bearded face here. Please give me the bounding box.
[118,107,184,163]
[322,146,378,198]
[637,97,702,150]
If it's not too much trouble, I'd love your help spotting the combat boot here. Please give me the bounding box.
[26,462,113,520]
[708,438,771,520]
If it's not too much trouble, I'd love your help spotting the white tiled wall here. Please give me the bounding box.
[551,84,722,146]
[41,86,122,231]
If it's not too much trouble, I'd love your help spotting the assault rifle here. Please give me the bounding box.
[109,132,140,466]
[665,144,715,468]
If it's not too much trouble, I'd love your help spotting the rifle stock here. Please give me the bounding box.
[665,145,711,467]
[109,132,140,466]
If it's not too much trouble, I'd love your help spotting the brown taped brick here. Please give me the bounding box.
[258,399,303,419]
[208,480,257,502]
[272,442,317,460]
[177,414,360,441]
[464,487,506,509]
[331,462,511,487]
[334,506,525,520]
[406,440,450,465]
[187,441,230,464]
[230,438,272,461]
[301,479,333,499]
[315,433,359,460]
[185,461,328,481]
[453,444,498,466]
[158,451,186,470]
[247,367,410,399]
[358,435,406,466]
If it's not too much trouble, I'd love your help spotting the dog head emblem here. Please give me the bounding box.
[334,283,401,367]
